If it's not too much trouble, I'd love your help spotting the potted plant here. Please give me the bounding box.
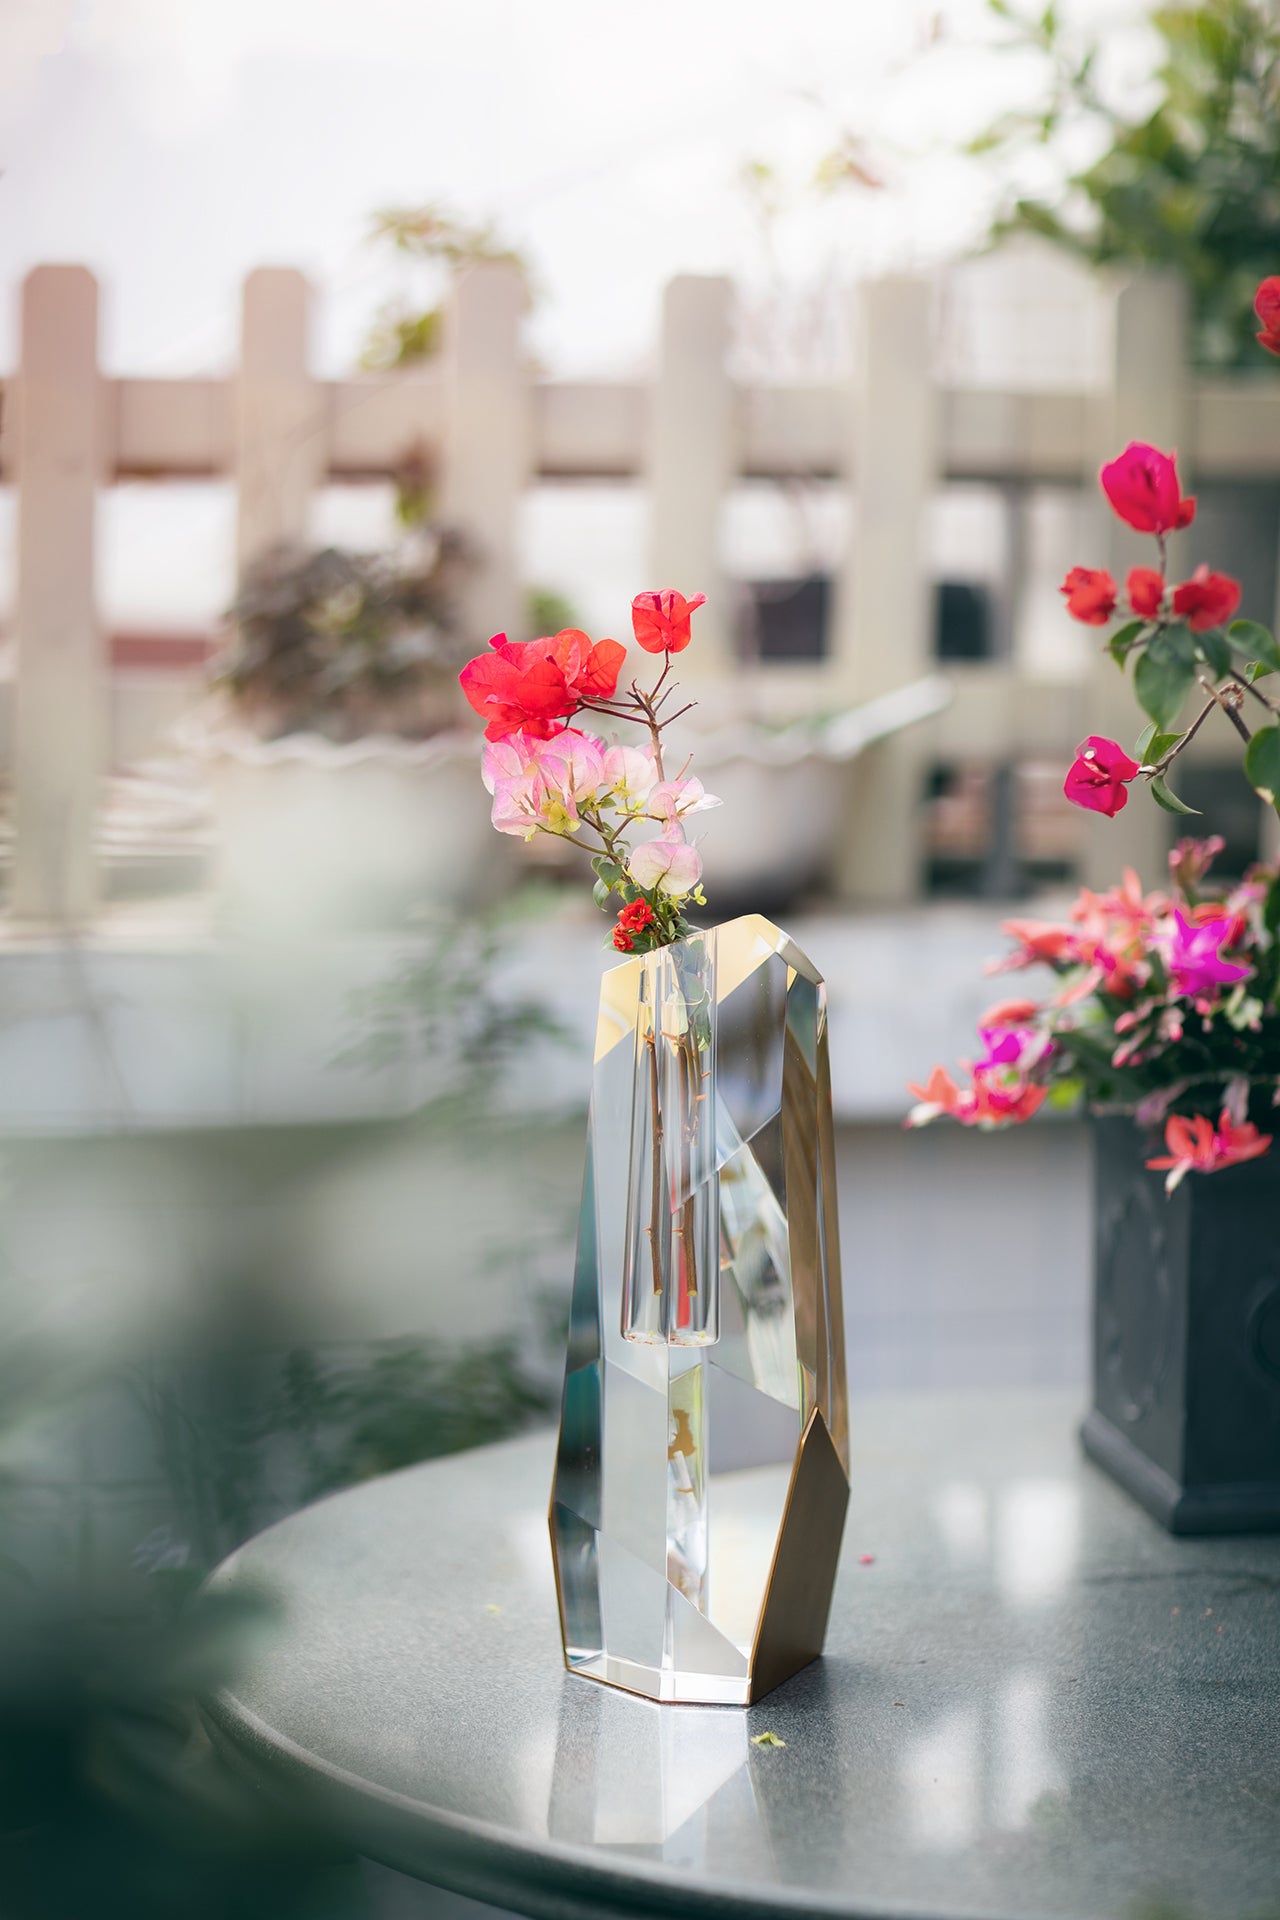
[907,277,1280,1532]
[191,532,508,927]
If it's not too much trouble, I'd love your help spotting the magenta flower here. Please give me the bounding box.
[973,1024,1054,1074]
[1163,910,1252,999]
[1063,736,1141,817]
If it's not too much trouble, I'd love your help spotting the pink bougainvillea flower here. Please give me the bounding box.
[647,776,722,827]
[1100,443,1196,535]
[484,727,606,838]
[1059,566,1118,626]
[627,835,702,897]
[460,628,626,740]
[1147,1109,1272,1194]
[1063,736,1142,817]
[602,744,658,810]
[1163,908,1252,999]
[1127,567,1165,619]
[1255,277,1280,357]
[1171,565,1241,632]
[631,589,707,655]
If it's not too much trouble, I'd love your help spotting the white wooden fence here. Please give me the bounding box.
[4,259,1280,924]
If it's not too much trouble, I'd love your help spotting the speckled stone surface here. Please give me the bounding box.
[204,1390,1280,1920]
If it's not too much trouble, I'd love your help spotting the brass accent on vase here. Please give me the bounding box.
[549,915,849,1705]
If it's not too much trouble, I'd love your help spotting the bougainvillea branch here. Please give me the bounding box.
[459,593,717,953]
[1058,277,1280,825]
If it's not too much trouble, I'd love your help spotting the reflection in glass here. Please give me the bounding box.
[550,916,848,1704]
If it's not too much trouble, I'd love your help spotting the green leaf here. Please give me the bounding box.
[1264,873,1280,937]
[1133,721,1184,765]
[1244,725,1280,804]
[1228,620,1280,675]
[591,878,612,910]
[590,855,625,887]
[1149,774,1200,815]
[1106,618,1146,667]
[1134,643,1195,729]
[1196,627,1232,678]
[1047,1076,1085,1112]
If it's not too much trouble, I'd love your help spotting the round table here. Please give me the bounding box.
[204,1389,1280,1920]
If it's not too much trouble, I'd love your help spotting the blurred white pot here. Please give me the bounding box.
[181,720,508,930]
[683,677,952,907]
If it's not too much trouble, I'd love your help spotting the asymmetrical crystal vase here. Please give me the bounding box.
[550,915,849,1705]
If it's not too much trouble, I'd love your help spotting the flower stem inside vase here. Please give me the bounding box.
[622,938,720,1348]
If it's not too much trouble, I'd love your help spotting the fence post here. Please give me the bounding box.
[830,276,937,903]
[441,262,530,645]
[648,276,734,678]
[1084,270,1189,890]
[10,267,105,923]
[235,268,322,578]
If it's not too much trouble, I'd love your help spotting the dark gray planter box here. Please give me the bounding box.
[1082,1116,1280,1532]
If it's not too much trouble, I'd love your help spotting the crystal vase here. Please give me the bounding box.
[550,915,849,1705]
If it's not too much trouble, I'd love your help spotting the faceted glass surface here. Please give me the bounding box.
[550,915,848,1706]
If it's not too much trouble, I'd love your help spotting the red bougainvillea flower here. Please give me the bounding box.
[616,898,655,935]
[1100,443,1196,535]
[1059,566,1118,625]
[1171,565,1241,632]
[631,589,707,654]
[1163,908,1252,999]
[1127,567,1165,618]
[1147,1109,1272,1194]
[1255,277,1280,357]
[460,628,627,740]
[1063,736,1142,817]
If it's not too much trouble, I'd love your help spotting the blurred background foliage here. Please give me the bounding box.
[0,904,571,1918]
[971,0,1280,368]
[215,534,475,742]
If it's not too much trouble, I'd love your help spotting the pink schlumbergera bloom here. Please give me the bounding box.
[907,833,1280,1196]
[1163,911,1252,1000]
[1147,1111,1272,1194]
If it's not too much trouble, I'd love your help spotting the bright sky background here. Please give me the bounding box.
[0,0,1156,631]
[0,0,1156,376]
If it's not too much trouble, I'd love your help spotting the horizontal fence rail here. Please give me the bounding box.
[2,260,1279,923]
